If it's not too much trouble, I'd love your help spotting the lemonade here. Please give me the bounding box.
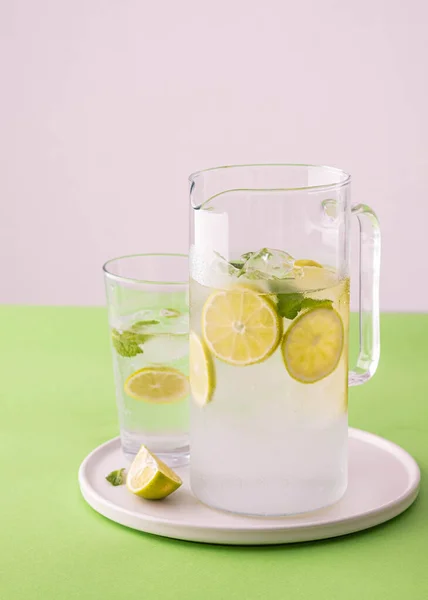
[189,248,350,516]
[110,305,190,462]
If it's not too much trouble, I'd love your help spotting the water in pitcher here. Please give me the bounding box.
[189,248,349,516]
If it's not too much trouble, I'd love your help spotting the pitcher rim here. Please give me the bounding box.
[188,163,351,193]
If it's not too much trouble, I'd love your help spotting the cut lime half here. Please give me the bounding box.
[126,445,182,499]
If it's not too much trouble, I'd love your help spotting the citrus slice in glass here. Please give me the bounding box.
[124,367,189,403]
[282,307,344,383]
[126,445,182,499]
[202,287,282,366]
[294,259,323,268]
[189,331,216,406]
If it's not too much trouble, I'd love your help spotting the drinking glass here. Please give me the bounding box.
[188,164,380,515]
[103,254,189,467]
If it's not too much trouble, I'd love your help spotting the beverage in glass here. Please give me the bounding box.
[104,254,189,467]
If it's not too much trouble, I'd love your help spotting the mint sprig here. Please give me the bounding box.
[276,294,333,320]
[106,468,126,486]
[111,328,151,358]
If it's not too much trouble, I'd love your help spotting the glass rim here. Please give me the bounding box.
[102,253,188,286]
[188,163,351,193]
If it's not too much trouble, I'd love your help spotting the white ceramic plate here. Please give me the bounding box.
[79,428,420,545]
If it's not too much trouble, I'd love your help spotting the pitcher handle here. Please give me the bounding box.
[349,204,381,386]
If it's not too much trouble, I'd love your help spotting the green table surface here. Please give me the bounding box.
[1,305,427,599]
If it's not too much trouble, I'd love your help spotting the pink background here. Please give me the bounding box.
[1,1,427,309]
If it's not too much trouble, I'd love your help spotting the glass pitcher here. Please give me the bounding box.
[188,164,380,516]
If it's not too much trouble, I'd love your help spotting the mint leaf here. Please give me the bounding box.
[276,294,333,319]
[131,320,160,329]
[106,468,126,486]
[111,329,151,358]
[111,329,143,357]
[276,293,306,319]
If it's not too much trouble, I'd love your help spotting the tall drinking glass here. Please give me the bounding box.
[103,254,189,467]
[188,165,380,515]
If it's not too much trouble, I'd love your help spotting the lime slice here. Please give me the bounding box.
[126,445,182,499]
[282,307,344,383]
[294,259,323,268]
[189,331,216,406]
[124,367,189,403]
[202,287,282,366]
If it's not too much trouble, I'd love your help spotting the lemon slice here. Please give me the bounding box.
[124,367,189,403]
[126,445,182,499]
[294,259,323,268]
[189,331,216,405]
[202,287,282,366]
[282,307,344,383]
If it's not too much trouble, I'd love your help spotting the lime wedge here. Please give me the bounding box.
[282,307,344,383]
[189,331,216,406]
[126,445,182,499]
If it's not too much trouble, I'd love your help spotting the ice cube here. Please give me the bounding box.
[112,309,155,331]
[212,251,241,277]
[239,248,296,280]
[141,333,188,364]
[190,245,242,287]
[160,308,181,318]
